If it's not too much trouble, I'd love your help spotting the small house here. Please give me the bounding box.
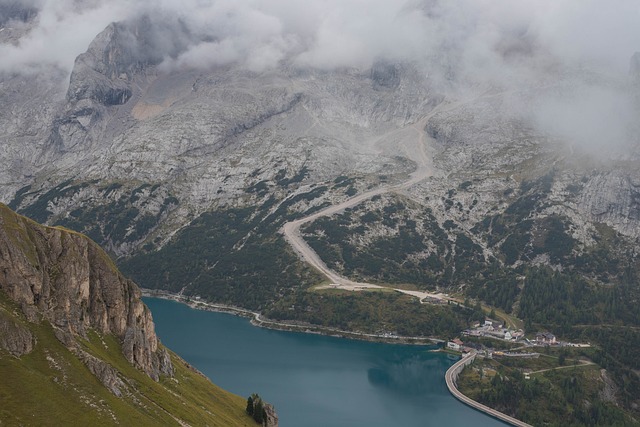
[447,338,464,351]
[512,330,525,340]
[535,332,557,344]
[483,318,503,329]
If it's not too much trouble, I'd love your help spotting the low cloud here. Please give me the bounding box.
[0,0,136,74]
[532,84,638,155]
[2,0,639,78]
[1,0,639,150]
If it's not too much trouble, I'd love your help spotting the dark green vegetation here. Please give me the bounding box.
[246,393,268,425]
[115,184,492,342]
[0,290,252,426]
[114,183,495,340]
[10,180,96,223]
[266,290,469,338]
[302,196,491,288]
[458,350,635,426]
[473,173,575,265]
[517,267,640,412]
[301,194,526,313]
[11,180,179,249]
[120,200,323,311]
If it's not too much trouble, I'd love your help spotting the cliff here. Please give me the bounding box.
[0,202,256,425]
[0,202,170,380]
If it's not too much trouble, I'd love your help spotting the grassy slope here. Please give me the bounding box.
[0,290,253,426]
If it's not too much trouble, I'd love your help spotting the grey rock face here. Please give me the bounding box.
[0,311,33,357]
[67,20,156,107]
[67,14,192,107]
[421,80,640,243]
[78,350,128,397]
[0,203,172,381]
[371,61,401,90]
[1,14,639,287]
[263,403,279,427]
[0,1,37,26]
[1,14,438,257]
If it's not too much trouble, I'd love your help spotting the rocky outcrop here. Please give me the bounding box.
[2,11,639,323]
[262,403,279,427]
[51,15,193,154]
[52,22,139,154]
[78,350,129,397]
[2,13,436,257]
[0,203,172,381]
[0,310,33,357]
[67,22,137,107]
[66,14,190,107]
[246,394,279,427]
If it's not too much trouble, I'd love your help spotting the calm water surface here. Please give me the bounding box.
[145,298,505,427]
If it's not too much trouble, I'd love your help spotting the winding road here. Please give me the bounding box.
[281,103,451,302]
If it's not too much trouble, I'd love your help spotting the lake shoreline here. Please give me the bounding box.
[145,296,503,427]
[141,289,443,346]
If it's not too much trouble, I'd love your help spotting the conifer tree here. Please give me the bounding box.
[246,395,254,416]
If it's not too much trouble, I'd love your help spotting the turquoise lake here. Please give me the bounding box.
[145,298,505,427]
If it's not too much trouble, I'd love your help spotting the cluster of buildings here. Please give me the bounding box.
[445,317,568,353]
[445,316,591,360]
[446,336,541,359]
[462,319,525,342]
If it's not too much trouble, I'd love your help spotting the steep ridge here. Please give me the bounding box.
[0,202,170,380]
[0,202,257,426]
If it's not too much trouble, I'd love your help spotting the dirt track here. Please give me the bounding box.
[281,103,452,302]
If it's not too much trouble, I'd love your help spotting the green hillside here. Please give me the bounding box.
[0,289,253,426]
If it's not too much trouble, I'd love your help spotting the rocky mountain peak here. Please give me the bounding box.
[67,22,135,106]
[66,13,193,107]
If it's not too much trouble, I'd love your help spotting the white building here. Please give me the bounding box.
[447,338,464,351]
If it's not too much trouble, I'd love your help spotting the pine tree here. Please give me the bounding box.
[254,399,264,424]
[246,395,254,416]
[558,348,566,366]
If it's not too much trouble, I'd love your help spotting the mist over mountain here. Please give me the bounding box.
[1,0,639,159]
[0,0,638,263]
[4,0,639,74]
[2,1,640,423]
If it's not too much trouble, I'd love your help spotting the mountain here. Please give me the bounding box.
[0,4,638,319]
[0,202,256,426]
[1,3,640,420]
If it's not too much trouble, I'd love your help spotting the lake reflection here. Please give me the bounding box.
[368,354,446,394]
